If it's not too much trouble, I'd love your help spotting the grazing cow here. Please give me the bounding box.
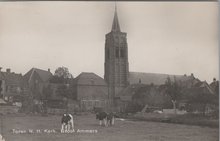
[0,134,5,141]
[61,114,74,132]
[107,112,115,126]
[96,111,107,126]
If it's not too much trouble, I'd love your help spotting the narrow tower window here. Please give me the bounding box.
[116,48,119,58]
[120,49,124,58]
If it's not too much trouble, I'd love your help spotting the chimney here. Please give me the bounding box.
[48,68,50,72]
[6,68,11,73]
[0,67,2,72]
[191,73,194,77]
[213,78,216,82]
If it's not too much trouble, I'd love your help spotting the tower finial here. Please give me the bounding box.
[111,2,121,32]
[115,1,117,12]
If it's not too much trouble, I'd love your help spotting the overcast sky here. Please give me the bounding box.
[0,2,218,83]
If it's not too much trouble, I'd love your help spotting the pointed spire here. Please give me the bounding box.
[111,2,121,32]
[114,1,117,12]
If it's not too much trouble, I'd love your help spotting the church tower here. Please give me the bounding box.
[104,6,129,103]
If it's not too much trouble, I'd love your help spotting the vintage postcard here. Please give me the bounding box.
[0,1,218,141]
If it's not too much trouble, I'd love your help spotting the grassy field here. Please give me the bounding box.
[128,113,219,128]
[0,114,219,141]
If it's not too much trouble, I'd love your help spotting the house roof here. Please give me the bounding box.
[195,81,215,95]
[24,68,52,83]
[0,71,25,86]
[73,72,107,86]
[129,72,195,85]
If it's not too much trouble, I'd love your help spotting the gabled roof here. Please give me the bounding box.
[129,72,195,85]
[194,81,215,95]
[24,68,52,83]
[73,72,107,86]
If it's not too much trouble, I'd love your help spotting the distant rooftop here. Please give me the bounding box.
[129,72,195,85]
[0,68,25,86]
[73,72,107,86]
[23,68,53,83]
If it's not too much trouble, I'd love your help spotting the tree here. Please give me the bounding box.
[56,84,70,98]
[50,67,73,84]
[164,76,182,114]
[54,67,73,79]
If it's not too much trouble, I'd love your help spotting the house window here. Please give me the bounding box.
[6,86,8,92]
[95,101,99,107]
[88,101,92,107]
[91,79,95,85]
[17,87,21,93]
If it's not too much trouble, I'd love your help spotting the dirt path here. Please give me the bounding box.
[1,114,218,141]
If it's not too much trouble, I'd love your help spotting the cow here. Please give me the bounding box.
[61,113,74,133]
[0,134,5,141]
[107,112,115,126]
[96,112,115,127]
[96,111,107,126]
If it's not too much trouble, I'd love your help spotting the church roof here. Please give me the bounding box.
[73,72,107,86]
[111,6,121,32]
[129,72,195,85]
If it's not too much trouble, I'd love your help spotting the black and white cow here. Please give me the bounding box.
[96,111,108,126]
[61,113,74,132]
[0,134,5,141]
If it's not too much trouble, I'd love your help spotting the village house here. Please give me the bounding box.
[0,68,28,104]
[180,80,218,114]
[72,72,108,111]
[23,68,53,100]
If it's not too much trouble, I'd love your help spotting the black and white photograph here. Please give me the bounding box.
[0,1,219,141]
